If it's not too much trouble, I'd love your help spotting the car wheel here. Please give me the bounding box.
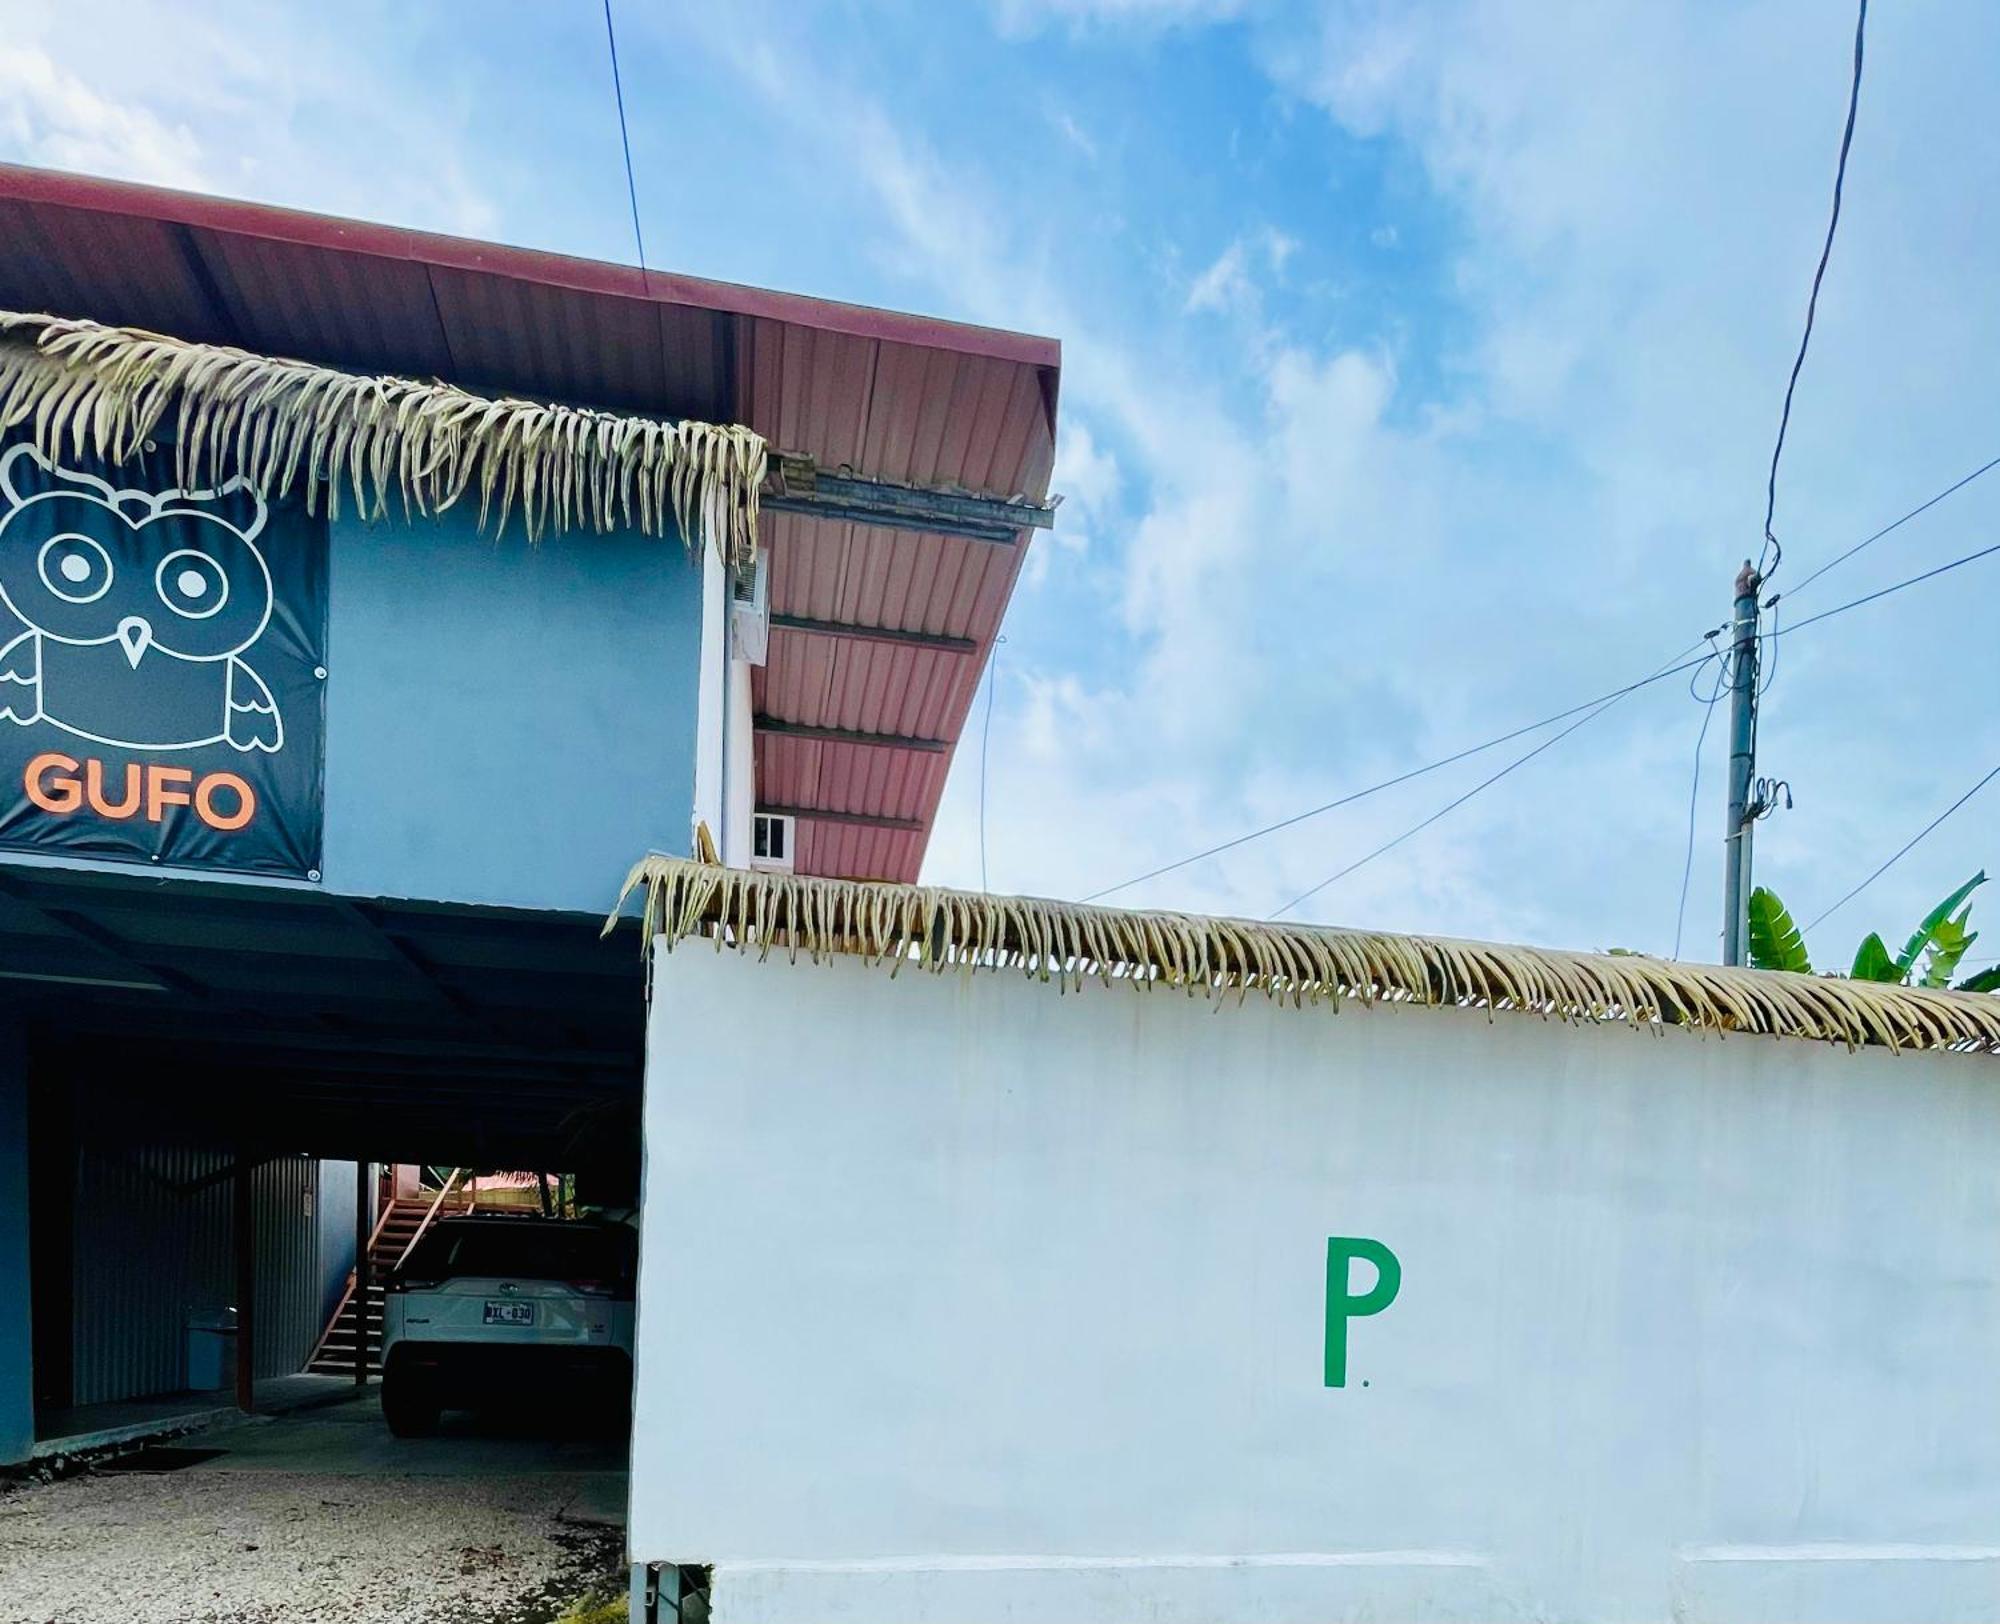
[382,1365,441,1437]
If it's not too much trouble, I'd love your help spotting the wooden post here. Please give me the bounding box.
[354,1160,371,1387]
[233,1157,255,1414]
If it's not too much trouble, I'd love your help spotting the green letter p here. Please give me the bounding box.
[1325,1236,1400,1388]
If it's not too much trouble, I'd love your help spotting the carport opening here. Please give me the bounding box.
[6,864,647,1465]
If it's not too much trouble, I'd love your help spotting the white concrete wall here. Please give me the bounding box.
[632,948,2000,1624]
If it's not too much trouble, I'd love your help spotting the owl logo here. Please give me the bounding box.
[0,444,282,753]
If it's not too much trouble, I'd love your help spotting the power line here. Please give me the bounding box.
[602,0,650,286]
[1674,648,1729,957]
[1273,516,1996,926]
[1778,536,2000,639]
[1270,642,1707,922]
[1804,762,2000,933]
[1079,642,1719,904]
[1078,499,2000,913]
[1158,518,1996,923]
[1760,0,1868,582]
[1784,451,2000,600]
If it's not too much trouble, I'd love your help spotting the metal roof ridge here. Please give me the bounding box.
[0,163,1062,370]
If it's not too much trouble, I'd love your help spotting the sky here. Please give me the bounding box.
[6,0,2000,968]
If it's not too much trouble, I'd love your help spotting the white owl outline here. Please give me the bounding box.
[0,443,284,754]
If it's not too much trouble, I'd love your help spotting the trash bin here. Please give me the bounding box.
[186,1308,238,1392]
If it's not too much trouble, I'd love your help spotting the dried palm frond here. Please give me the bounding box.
[0,311,766,566]
[610,855,2000,1058]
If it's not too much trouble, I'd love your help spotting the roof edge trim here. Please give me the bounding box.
[0,164,1062,372]
[611,856,2000,1057]
[0,310,766,565]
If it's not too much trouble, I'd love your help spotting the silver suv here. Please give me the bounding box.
[379,1215,637,1437]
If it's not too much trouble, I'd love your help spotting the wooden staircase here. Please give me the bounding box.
[307,1182,467,1378]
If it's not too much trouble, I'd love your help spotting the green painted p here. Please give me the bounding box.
[1324,1236,1400,1388]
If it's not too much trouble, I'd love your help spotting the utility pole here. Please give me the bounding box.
[1721,560,1762,965]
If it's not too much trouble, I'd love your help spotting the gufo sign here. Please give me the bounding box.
[0,442,327,878]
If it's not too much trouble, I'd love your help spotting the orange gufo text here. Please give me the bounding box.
[24,751,255,832]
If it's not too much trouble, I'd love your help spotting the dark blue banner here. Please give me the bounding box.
[0,439,327,878]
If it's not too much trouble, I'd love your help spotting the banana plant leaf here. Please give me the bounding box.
[1896,871,1987,977]
[1851,932,1901,983]
[1921,911,1980,988]
[1747,887,1812,975]
[1957,965,2000,993]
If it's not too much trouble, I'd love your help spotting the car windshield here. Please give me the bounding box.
[398,1221,636,1285]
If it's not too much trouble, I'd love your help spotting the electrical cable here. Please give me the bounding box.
[1079,641,1718,904]
[1270,643,1708,922]
[1804,761,2000,933]
[1257,520,2000,924]
[1760,0,1868,582]
[1673,647,1730,958]
[1081,515,2000,913]
[1785,451,2000,600]
[1776,536,2000,640]
[602,0,650,287]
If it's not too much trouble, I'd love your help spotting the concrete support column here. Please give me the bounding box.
[354,1160,371,1387]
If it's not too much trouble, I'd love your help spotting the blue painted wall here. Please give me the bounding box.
[315,1160,358,1327]
[0,1016,29,1463]
[320,506,702,914]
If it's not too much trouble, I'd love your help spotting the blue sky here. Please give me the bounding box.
[8,0,2000,967]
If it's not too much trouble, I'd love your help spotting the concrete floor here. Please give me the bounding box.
[198,1388,629,1499]
[0,1390,631,1623]
[32,1373,356,1459]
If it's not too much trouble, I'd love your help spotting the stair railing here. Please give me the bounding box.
[392,1166,466,1274]
[305,1188,402,1372]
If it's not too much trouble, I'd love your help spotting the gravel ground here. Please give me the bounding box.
[0,1469,624,1624]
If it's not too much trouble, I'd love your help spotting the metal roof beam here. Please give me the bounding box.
[756,803,924,833]
[0,872,200,997]
[754,716,947,753]
[769,614,977,655]
[766,459,1056,545]
[324,895,476,1022]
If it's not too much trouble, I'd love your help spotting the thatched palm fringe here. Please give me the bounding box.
[0,311,766,566]
[610,855,2000,1058]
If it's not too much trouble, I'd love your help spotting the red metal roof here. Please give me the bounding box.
[0,164,1060,883]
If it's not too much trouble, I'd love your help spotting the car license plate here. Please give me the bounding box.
[484,1300,536,1326]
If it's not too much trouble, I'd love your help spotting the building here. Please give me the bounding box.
[0,163,1060,1463]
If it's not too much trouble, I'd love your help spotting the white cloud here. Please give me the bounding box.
[0,1,497,239]
[1048,106,1099,162]
[0,45,204,190]
[1025,418,1118,588]
[1184,227,1300,314]
[994,0,1246,35]
[1185,239,1252,313]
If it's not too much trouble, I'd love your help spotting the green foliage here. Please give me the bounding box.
[1745,872,1998,993]
[1895,871,1985,977]
[1746,887,1812,975]
[1849,932,1900,983]
[1922,911,1980,988]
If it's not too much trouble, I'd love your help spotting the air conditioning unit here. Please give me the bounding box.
[750,811,795,873]
[730,555,769,667]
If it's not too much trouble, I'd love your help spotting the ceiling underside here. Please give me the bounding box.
[0,164,1060,882]
[0,863,645,1170]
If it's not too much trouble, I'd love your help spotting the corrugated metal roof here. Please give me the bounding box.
[0,164,1059,883]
